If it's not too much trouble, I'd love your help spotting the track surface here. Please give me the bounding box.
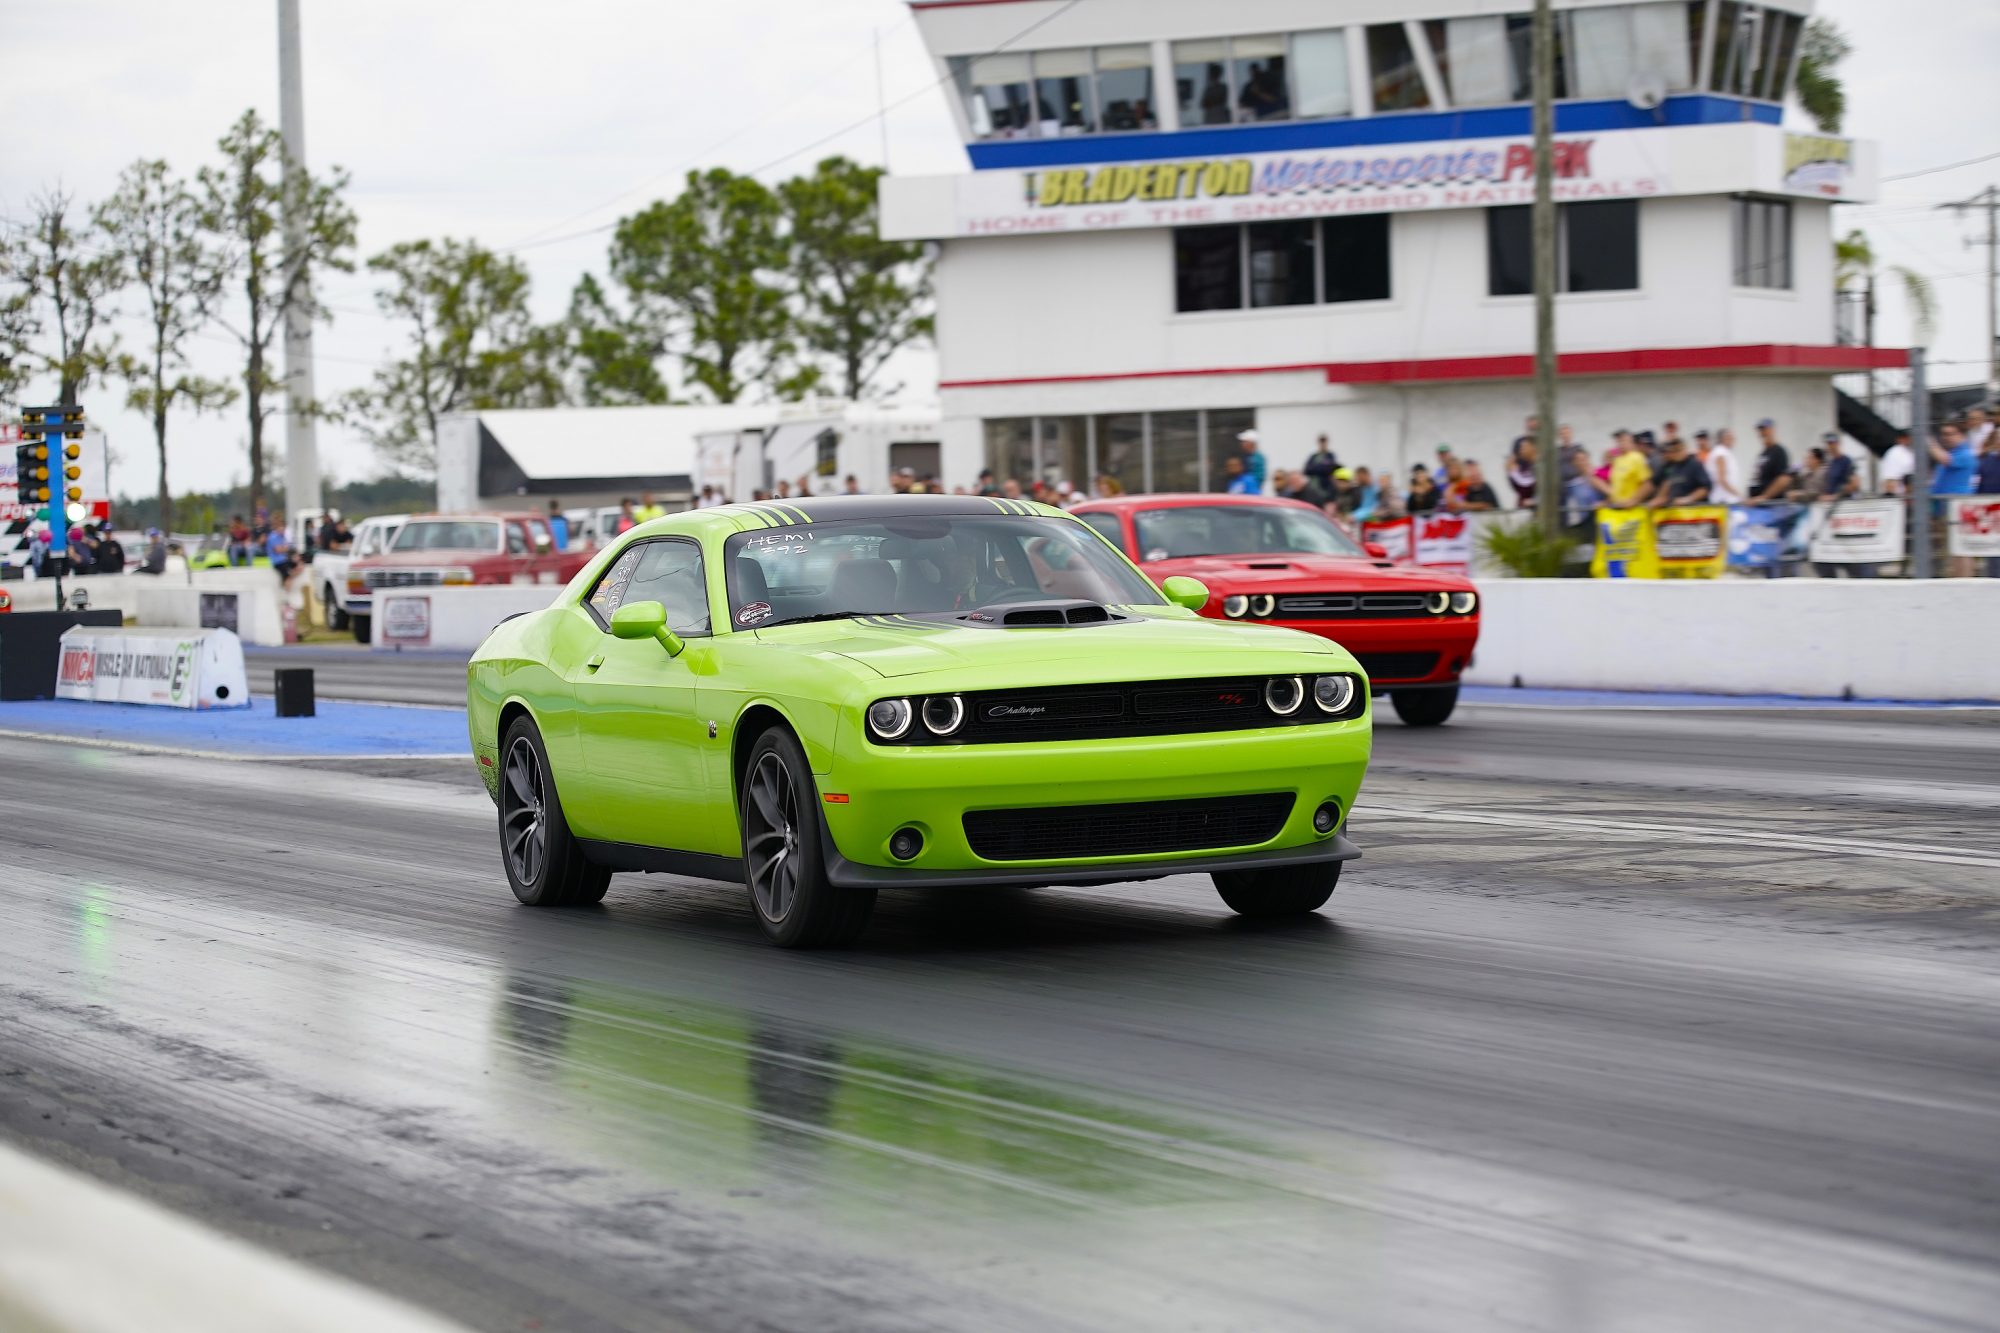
[4,692,1999,1332]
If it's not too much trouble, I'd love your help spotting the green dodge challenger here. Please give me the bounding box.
[467,495,1371,948]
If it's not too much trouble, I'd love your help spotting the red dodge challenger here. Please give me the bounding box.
[1070,493,1479,726]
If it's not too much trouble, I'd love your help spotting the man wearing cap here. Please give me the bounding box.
[1302,434,1338,494]
[1647,435,1711,509]
[138,528,169,575]
[1748,419,1793,503]
[1820,432,1860,499]
[1236,430,1267,493]
[1432,443,1457,486]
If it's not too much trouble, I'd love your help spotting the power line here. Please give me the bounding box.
[1883,148,2000,183]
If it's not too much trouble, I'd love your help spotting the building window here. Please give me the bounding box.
[1487,200,1640,296]
[1293,30,1353,119]
[1366,23,1432,112]
[1175,40,1236,126]
[1034,48,1095,135]
[1234,34,1291,121]
[1174,36,1294,126]
[1095,44,1157,131]
[1733,198,1792,289]
[1427,16,1518,106]
[1175,225,1243,313]
[1712,2,1798,99]
[1176,219,1392,313]
[1322,214,1392,303]
[958,54,1034,139]
[1565,2,1695,98]
[985,412,1260,494]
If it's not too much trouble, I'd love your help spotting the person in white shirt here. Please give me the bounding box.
[1700,428,1744,504]
[1965,406,1993,453]
[1879,430,1916,496]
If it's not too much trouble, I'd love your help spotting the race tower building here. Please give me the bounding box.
[882,0,1896,493]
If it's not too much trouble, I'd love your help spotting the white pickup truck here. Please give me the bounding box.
[305,513,407,640]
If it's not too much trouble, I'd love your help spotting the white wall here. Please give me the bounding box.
[6,570,287,645]
[1465,580,2000,701]
[370,586,557,653]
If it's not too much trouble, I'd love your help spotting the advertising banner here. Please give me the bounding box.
[1651,506,1728,579]
[1726,503,1807,570]
[1807,499,1905,564]
[1591,509,1656,579]
[55,626,249,709]
[1360,517,1412,563]
[379,593,433,648]
[1948,497,2000,557]
[1411,512,1473,575]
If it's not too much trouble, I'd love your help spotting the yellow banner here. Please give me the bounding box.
[1590,507,1728,579]
[1591,508,1655,579]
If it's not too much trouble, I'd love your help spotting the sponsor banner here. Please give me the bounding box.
[949,131,1671,236]
[1591,508,1656,579]
[380,593,433,648]
[1651,506,1728,579]
[1949,497,2000,557]
[1807,499,1904,564]
[1726,503,1807,570]
[1412,512,1472,575]
[1784,132,1854,197]
[1360,517,1412,563]
[55,626,249,709]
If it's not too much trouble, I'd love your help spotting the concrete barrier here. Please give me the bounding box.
[1464,579,2000,701]
[371,585,559,652]
[4,569,286,644]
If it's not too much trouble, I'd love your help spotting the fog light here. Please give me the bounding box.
[1313,802,1339,835]
[890,828,923,861]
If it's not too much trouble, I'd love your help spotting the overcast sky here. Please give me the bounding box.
[3,0,1997,502]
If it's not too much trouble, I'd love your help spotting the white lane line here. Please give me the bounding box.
[1360,802,2000,872]
[0,1142,470,1333]
[0,727,466,762]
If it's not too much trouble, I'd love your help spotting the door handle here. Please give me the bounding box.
[585,653,605,672]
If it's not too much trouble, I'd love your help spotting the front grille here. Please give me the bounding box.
[1274,592,1431,619]
[964,793,1294,862]
[364,569,443,589]
[1353,651,1441,681]
[958,676,1309,744]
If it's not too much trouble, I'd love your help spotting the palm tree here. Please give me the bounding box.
[1835,230,1937,408]
[1794,18,1851,133]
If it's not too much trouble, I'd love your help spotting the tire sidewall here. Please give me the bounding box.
[742,727,831,947]
[501,715,573,906]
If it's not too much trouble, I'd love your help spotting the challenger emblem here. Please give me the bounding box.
[986,704,1048,720]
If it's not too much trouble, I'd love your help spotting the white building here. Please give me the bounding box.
[882,0,1901,496]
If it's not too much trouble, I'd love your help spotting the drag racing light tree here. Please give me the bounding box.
[19,405,87,598]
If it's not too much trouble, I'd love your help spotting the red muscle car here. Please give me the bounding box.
[1071,493,1479,726]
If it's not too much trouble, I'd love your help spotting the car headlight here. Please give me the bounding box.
[1313,674,1357,715]
[1425,591,1451,615]
[1264,676,1304,716]
[442,566,476,586]
[1250,594,1275,618]
[867,698,912,741]
[1450,591,1477,615]
[921,694,964,737]
[1223,595,1249,618]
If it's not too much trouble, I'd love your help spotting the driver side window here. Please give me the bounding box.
[589,540,710,635]
[506,524,528,555]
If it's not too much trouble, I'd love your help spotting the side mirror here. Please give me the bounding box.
[1364,542,1389,559]
[609,599,684,657]
[1159,575,1210,612]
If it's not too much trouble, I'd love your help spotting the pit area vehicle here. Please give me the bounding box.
[466,495,1372,948]
[311,513,407,639]
[350,513,591,642]
[1070,493,1479,727]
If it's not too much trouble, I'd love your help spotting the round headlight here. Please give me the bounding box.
[1450,591,1477,615]
[1425,591,1451,615]
[867,698,912,741]
[1265,676,1304,716]
[1223,594,1250,618]
[1250,594,1276,618]
[921,694,964,736]
[1313,675,1356,715]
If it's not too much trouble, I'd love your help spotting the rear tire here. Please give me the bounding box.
[499,715,611,907]
[350,613,371,644]
[322,585,349,631]
[1391,686,1458,727]
[1213,860,1340,918]
[741,726,875,949]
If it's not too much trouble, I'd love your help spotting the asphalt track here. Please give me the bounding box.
[3,672,1999,1331]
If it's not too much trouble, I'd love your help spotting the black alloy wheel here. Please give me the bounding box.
[1390,685,1459,727]
[1213,860,1341,918]
[499,715,610,907]
[741,727,875,948]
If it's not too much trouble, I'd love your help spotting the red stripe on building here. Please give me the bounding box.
[937,344,1910,391]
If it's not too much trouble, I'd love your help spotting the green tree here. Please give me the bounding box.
[197,109,356,510]
[5,187,125,406]
[343,237,567,475]
[1794,17,1850,133]
[780,156,933,400]
[565,273,670,406]
[0,245,36,401]
[609,169,805,404]
[96,160,237,530]
[1835,229,1936,346]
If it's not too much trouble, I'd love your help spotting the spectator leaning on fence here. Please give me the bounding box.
[1647,435,1711,508]
[1609,431,1652,506]
[1452,461,1501,511]
[1235,431,1267,492]
[1819,432,1860,499]
[1407,467,1442,513]
[1507,437,1537,508]
[1749,420,1793,503]
[1303,435,1338,494]
[1881,430,1916,497]
[1931,423,1976,496]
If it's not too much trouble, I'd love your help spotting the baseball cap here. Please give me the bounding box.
[1335,467,1355,481]
[1821,431,1839,443]
[1693,428,1711,440]
[1435,443,1452,455]
[1237,429,1260,444]
[1756,417,1775,429]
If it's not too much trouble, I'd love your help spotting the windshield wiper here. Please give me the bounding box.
[756,611,872,629]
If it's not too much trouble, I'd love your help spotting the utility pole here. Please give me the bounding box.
[1942,184,1999,405]
[874,27,892,171]
[278,0,322,519]
[1531,0,1560,541]
[1910,347,1931,579]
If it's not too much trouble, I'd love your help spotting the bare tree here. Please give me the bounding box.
[5,187,124,407]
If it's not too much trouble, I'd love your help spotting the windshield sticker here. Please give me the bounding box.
[736,601,773,626]
[747,532,814,548]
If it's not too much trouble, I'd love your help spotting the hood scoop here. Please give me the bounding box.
[962,601,1123,628]
[1246,561,1293,570]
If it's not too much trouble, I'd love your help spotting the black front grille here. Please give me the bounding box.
[1274,592,1432,619]
[964,793,1294,862]
[959,676,1301,743]
[1353,651,1441,681]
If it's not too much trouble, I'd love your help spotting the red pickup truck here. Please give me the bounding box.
[347,513,593,641]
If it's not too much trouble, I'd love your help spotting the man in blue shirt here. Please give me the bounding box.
[1234,430,1267,493]
[1930,423,1976,495]
[546,500,570,552]
[1222,456,1259,495]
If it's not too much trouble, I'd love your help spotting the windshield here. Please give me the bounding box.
[724,514,1164,628]
[391,520,501,553]
[1133,504,1366,561]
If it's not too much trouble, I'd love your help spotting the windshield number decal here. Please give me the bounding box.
[747,532,814,548]
[736,601,773,626]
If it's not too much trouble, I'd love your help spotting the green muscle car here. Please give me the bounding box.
[467,495,1371,948]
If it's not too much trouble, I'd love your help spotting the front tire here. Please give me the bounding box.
[350,612,371,644]
[1213,860,1340,918]
[322,585,349,631]
[499,716,611,907]
[741,727,875,949]
[1391,685,1459,727]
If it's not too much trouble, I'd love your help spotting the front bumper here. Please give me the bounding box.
[818,720,1370,882]
[1262,616,1478,687]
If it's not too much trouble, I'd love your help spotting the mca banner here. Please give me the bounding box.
[55,626,249,709]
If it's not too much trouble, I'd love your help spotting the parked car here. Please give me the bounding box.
[1070,493,1480,726]
[311,513,407,639]
[350,512,593,641]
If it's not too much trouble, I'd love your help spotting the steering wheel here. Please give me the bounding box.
[979,586,1052,605]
